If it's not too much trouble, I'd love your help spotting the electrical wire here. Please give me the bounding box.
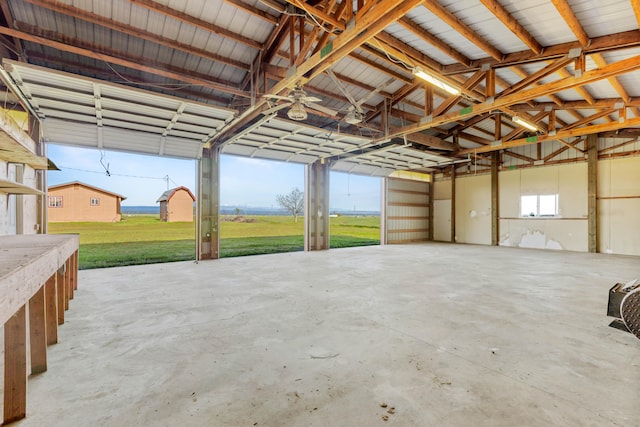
[104,62,197,91]
[370,39,413,70]
[289,1,339,35]
[57,165,167,180]
[99,150,111,176]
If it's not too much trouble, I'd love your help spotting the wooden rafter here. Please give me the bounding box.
[507,99,640,111]
[271,0,424,95]
[499,56,575,98]
[24,51,231,105]
[397,17,471,67]
[24,0,251,72]
[552,63,595,105]
[0,24,250,98]
[590,53,640,117]
[128,0,262,50]
[502,150,535,164]
[551,0,590,46]
[458,117,640,155]
[633,0,640,28]
[479,0,542,54]
[442,29,640,74]
[543,138,585,162]
[433,69,486,116]
[223,0,279,24]
[563,108,617,130]
[423,0,503,61]
[391,53,640,139]
[0,0,23,59]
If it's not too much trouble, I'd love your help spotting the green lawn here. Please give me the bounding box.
[48,214,380,269]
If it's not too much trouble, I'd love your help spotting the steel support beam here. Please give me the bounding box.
[304,160,330,251]
[197,148,220,260]
[491,151,500,246]
[587,133,598,253]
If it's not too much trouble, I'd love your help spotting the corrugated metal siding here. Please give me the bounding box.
[498,0,576,47]
[599,137,640,157]
[439,0,528,54]
[406,6,489,60]
[384,177,430,243]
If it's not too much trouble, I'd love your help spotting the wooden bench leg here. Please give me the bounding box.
[73,250,79,291]
[29,286,47,375]
[45,274,58,345]
[64,258,71,310]
[3,305,27,424]
[57,267,65,325]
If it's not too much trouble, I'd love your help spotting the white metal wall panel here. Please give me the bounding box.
[455,174,491,245]
[384,177,430,244]
[598,156,640,255]
[432,178,452,242]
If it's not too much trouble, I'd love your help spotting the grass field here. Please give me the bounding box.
[48,214,380,269]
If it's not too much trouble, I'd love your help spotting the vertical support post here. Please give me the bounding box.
[491,151,500,246]
[587,133,598,253]
[29,286,47,375]
[450,165,456,243]
[425,85,433,115]
[57,266,65,325]
[548,110,556,135]
[380,177,387,245]
[4,305,27,424]
[31,115,47,234]
[304,160,330,251]
[428,172,434,241]
[197,147,221,260]
[45,273,58,345]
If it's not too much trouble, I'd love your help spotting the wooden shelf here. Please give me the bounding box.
[0,109,47,169]
[0,178,44,195]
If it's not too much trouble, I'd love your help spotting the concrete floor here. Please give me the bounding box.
[13,243,640,426]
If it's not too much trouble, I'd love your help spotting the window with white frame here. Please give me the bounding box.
[520,194,558,217]
[90,197,100,206]
[49,196,63,208]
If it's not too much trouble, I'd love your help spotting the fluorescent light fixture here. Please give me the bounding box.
[512,116,538,131]
[412,66,461,96]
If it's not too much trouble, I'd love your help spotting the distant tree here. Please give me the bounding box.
[276,187,304,223]
[234,207,242,216]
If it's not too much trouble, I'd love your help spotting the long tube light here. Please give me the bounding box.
[412,66,461,96]
[512,116,538,131]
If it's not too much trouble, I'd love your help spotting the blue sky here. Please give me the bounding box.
[46,145,381,211]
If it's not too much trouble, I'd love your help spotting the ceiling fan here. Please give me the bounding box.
[262,83,337,121]
[326,69,395,125]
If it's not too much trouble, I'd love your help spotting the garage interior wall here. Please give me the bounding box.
[499,163,588,252]
[599,156,640,256]
[433,146,640,256]
[454,173,492,245]
[383,177,431,244]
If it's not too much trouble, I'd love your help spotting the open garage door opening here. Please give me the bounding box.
[329,172,381,249]
[46,145,197,269]
[219,155,305,257]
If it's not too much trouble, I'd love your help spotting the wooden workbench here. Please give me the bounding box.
[0,234,79,424]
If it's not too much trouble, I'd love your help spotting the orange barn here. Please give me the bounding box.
[156,186,195,222]
[48,181,126,223]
